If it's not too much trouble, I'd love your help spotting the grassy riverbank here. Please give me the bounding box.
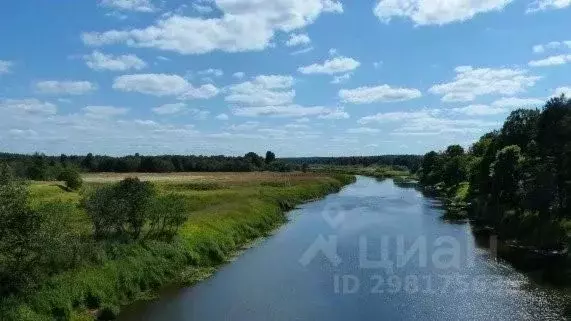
[0,172,354,321]
[310,164,417,183]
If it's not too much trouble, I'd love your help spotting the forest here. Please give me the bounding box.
[0,150,295,179]
[419,95,571,250]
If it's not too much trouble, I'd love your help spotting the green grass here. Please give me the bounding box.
[0,173,355,321]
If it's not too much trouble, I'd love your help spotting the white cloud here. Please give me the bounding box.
[84,51,146,71]
[347,127,380,134]
[318,108,350,119]
[152,103,187,115]
[284,123,310,129]
[553,86,571,97]
[193,3,214,14]
[35,80,96,95]
[429,66,540,102]
[331,73,351,84]
[491,97,544,108]
[286,33,311,47]
[233,72,245,79]
[0,60,14,74]
[9,129,38,138]
[83,0,343,54]
[134,119,159,126]
[226,75,295,106]
[100,0,156,12]
[528,54,571,67]
[374,0,512,25]
[531,41,571,54]
[533,45,545,54]
[339,84,422,104]
[198,68,224,77]
[83,105,128,118]
[113,74,219,99]
[451,104,506,116]
[359,110,498,136]
[328,48,338,56]
[296,117,310,123]
[527,0,571,12]
[373,61,383,69]
[298,56,360,75]
[0,98,57,115]
[233,105,332,117]
[229,121,259,131]
[216,113,229,120]
[290,47,314,55]
[358,111,429,124]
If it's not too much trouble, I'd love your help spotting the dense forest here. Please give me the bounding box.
[419,95,571,250]
[0,150,293,180]
[283,155,423,172]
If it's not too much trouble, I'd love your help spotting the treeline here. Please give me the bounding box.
[419,95,571,250]
[282,155,423,172]
[0,150,294,180]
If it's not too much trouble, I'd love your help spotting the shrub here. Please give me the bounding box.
[148,194,189,238]
[58,168,83,190]
[0,164,84,295]
[83,177,156,240]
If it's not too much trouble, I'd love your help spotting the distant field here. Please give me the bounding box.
[81,171,328,184]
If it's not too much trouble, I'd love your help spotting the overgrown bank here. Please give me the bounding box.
[0,172,355,321]
[417,96,571,280]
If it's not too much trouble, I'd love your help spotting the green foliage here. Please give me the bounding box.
[265,151,276,164]
[421,96,571,250]
[58,168,83,190]
[0,174,352,321]
[83,177,155,240]
[0,165,85,296]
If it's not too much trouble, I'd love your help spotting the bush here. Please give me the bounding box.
[58,168,83,190]
[83,177,156,240]
[148,194,189,238]
[0,164,84,295]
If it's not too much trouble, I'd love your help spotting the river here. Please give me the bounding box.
[119,176,568,321]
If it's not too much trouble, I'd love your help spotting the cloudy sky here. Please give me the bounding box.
[1,0,570,156]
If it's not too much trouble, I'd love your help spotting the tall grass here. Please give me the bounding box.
[0,174,354,321]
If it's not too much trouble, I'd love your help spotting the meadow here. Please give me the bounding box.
[1,172,355,321]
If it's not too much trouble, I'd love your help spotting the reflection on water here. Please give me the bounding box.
[119,176,569,321]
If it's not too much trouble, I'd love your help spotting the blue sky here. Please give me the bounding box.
[1,0,570,157]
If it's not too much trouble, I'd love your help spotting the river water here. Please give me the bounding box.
[119,176,568,321]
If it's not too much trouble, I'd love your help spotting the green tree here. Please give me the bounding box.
[58,168,83,190]
[490,145,523,206]
[500,108,540,152]
[83,177,155,240]
[265,151,276,164]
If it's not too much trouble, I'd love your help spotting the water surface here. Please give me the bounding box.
[119,176,567,321]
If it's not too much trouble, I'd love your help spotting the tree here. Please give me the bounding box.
[265,151,276,164]
[27,153,49,180]
[148,194,189,238]
[83,177,155,240]
[301,163,309,173]
[58,168,83,190]
[445,145,464,157]
[500,109,540,152]
[244,152,264,168]
[81,153,96,171]
[490,145,523,206]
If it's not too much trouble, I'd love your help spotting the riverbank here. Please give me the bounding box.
[0,172,355,321]
[117,176,571,321]
[420,181,570,285]
[310,164,417,184]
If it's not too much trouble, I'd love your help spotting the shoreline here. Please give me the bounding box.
[0,174,356,321]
